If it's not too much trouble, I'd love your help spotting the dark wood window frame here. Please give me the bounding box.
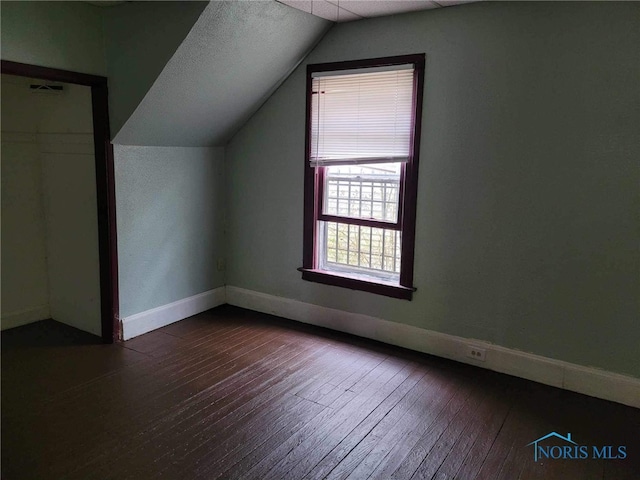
[1,60,120,342]
[300,54,425,300]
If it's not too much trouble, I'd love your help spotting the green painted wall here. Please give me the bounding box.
[1,1,106,75]
[114,146,226,318]
[100,2,227,320]
[226,2,640,377]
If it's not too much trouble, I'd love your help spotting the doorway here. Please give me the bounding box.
[1,61,118,342]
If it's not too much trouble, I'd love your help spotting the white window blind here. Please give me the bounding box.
[310,67,415,167]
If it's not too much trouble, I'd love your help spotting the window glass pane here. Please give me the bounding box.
[323,163,400,222]
[319,221,401,280]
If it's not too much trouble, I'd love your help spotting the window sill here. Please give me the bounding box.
[298,268,414,300]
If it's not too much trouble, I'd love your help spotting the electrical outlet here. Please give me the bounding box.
[466,345,486,362]
[217,258,226,271]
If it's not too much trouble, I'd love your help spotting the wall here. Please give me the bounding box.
[1,80,50,328]
[114,145,226,319]
[1,140,50,329]
[41,138,102,337]
[1,74,101,335]
[226,2,640,377]
[0,1,106,76]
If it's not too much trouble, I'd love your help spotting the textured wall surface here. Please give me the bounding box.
[226,2,640,377]
[113,1,331,146]
[102,1,208,139]
[1,1,106,75]
[114,145,226,318]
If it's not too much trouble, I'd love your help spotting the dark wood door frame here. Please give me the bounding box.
[1,60,120,343]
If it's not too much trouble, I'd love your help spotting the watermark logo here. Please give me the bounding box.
[526,432,627,462]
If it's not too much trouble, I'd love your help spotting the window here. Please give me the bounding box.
[300,54,425,300]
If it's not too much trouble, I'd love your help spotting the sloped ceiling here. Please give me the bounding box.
[112,1,331,146]
[103,1,209,139]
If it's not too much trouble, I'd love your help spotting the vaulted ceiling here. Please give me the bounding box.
[103,1,209,141]
[106,0,480,147]
[109,1,330,146]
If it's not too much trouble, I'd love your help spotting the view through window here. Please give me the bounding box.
[301,54,425,300]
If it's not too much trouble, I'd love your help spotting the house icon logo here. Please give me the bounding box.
[526,432,627,461]
[527,432,577,462]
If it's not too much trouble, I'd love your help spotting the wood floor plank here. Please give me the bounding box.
[450,391,512,479]
[36,326,291,470]
[377,371,477,479]
[201,347,389,478]
[69,336,331,479]
[362,369,467,479]
[305,368,425,478]
[294,347,386,406]
[429,381,512,480]
[309,367,430,480]
[210,401,331,479]
[17,319,252,416]
[196,396,326,478]
[152,348,345,477]
[2,305,638,480]
[11,326,292,478]
[472,405,524,479]
[134,342,367,478]
[245,358,414,480]
[406,381,497,480]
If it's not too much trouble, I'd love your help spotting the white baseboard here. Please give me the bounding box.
[1,304,50,331]
[120,287,226,340]
[226,286,640,409]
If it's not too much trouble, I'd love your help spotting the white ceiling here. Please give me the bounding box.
[277,0,479,22]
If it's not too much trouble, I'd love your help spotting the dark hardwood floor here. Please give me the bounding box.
[2,305,638,479]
